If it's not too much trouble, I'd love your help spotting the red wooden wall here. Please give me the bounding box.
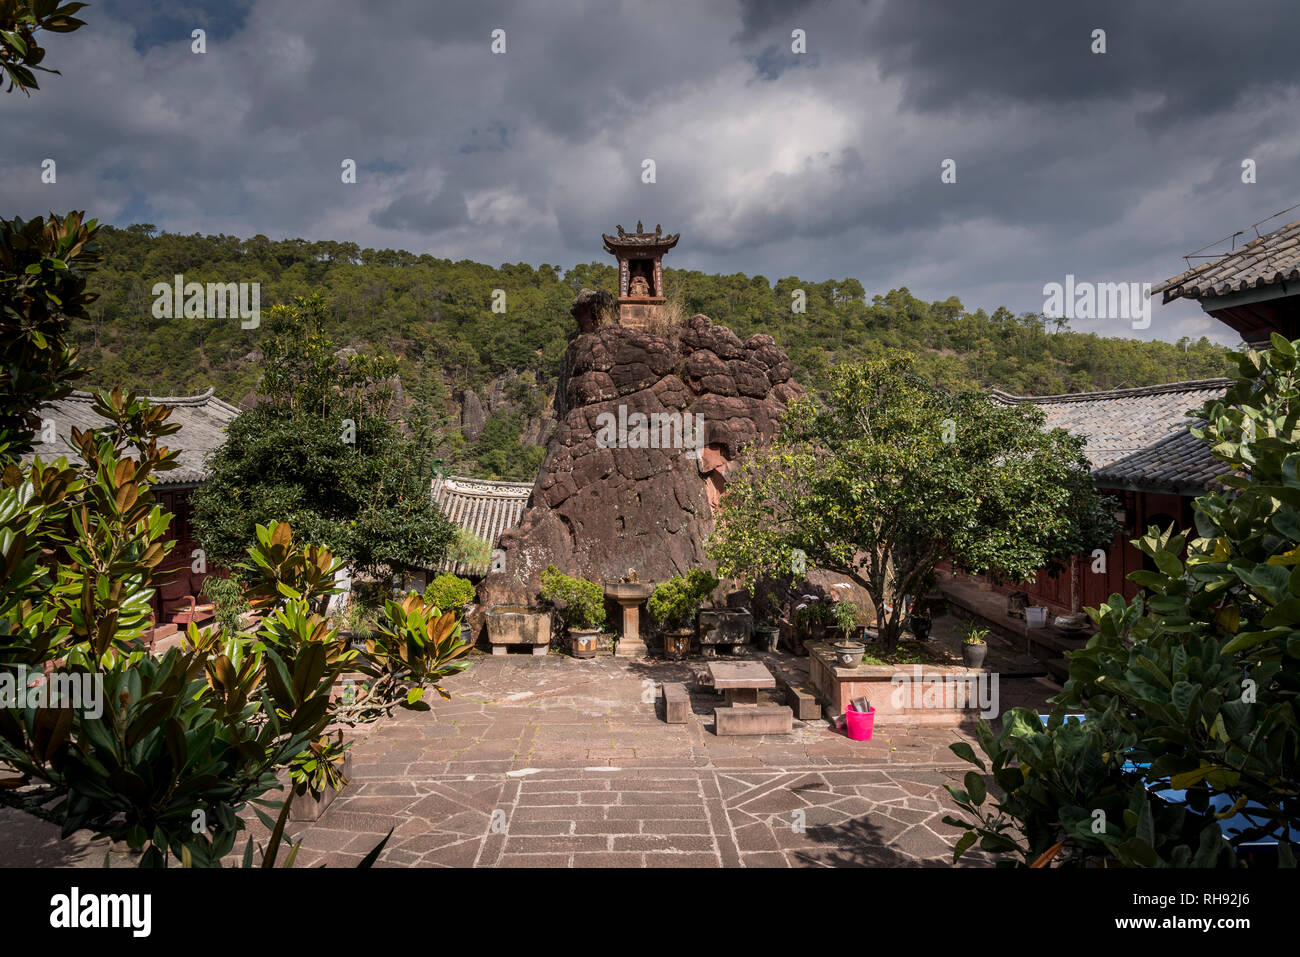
[985,487,1194,615]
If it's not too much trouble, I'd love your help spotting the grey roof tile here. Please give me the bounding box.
[431,475,532,576]
[23,388,239,485]
[1154,218,1300,301]
[990,379,1232,493]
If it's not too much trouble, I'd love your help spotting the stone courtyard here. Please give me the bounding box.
[1,634,1058,868]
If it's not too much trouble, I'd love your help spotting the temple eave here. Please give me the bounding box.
[602,234,680,255]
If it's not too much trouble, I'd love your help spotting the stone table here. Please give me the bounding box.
[707,660,776,706]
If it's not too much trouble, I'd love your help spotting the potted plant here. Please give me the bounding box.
[961,618,989,668]
[827,600,865,665]
[647,569,717,659]
[754,621,781,652]
[793,597,835,643]
[907,606,933,641]
[539,565,607,658]
[425,573,477,643]
[830,599,861,639]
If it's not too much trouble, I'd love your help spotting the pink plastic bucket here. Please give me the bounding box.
[845,705,875,741]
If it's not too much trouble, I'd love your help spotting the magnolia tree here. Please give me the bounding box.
[707,355,1115,651]
[946,336,1300,867]
[0,35,472,862]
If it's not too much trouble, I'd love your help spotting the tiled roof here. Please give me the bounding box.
[431,475,532,575]
[1154,218,1300,302]
[602,222,680,254]
[990,379,1232,494]
[24,388,239,485]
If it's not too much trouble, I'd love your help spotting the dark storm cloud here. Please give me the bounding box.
[371,184,469,232]
[860,0,1300,126]
[2,0,1296,345]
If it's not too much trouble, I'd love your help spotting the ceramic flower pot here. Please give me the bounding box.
[663,627,693,659]
[962,642,988,668]
[570,628,602,658]
[832,640,865,667]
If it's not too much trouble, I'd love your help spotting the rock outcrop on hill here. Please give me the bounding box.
[478,296,802,607]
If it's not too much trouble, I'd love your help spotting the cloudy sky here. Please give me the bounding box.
[4,0,1299,344]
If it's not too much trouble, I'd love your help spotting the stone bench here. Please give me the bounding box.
[715,704,793,736]
[776,676,821,721]
[662,682,691,724]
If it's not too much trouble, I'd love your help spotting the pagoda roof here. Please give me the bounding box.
[602,221,680,255]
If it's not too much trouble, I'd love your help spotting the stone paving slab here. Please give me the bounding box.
[0,643,1056,867]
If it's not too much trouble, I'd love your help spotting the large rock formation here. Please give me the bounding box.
[478,296,802,607]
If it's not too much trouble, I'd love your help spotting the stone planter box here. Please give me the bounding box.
[697,609,753,657]
[485,605,552,656]
[805,641,994,727]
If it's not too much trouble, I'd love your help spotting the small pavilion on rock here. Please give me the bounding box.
[602,220,679,329]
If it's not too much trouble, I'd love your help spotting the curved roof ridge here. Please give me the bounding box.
[990,378,1232,404]
[62,386,223,406]
[439,474,535,492]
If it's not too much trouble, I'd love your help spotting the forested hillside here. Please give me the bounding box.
[73,225,1233,479]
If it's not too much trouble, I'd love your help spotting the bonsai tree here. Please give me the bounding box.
[538,564,606,632]
[708,354,1115,652]
[424,573,477,615]
[647,570,719,631]
[945,336,1300,868]
[831,599,861,637]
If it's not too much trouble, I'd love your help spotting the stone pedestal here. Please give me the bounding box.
[606,582,655,658]
[614,599,646,657]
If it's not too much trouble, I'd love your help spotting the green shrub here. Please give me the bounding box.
[446,527,493,571]
[424,573,476,614]
[538,565,606,631]
[201,573,250,635]
[647,570,718,630]
[793,598,835,629]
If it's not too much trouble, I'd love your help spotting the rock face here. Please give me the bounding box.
[479,305,802,607]
[460,388,486,439]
